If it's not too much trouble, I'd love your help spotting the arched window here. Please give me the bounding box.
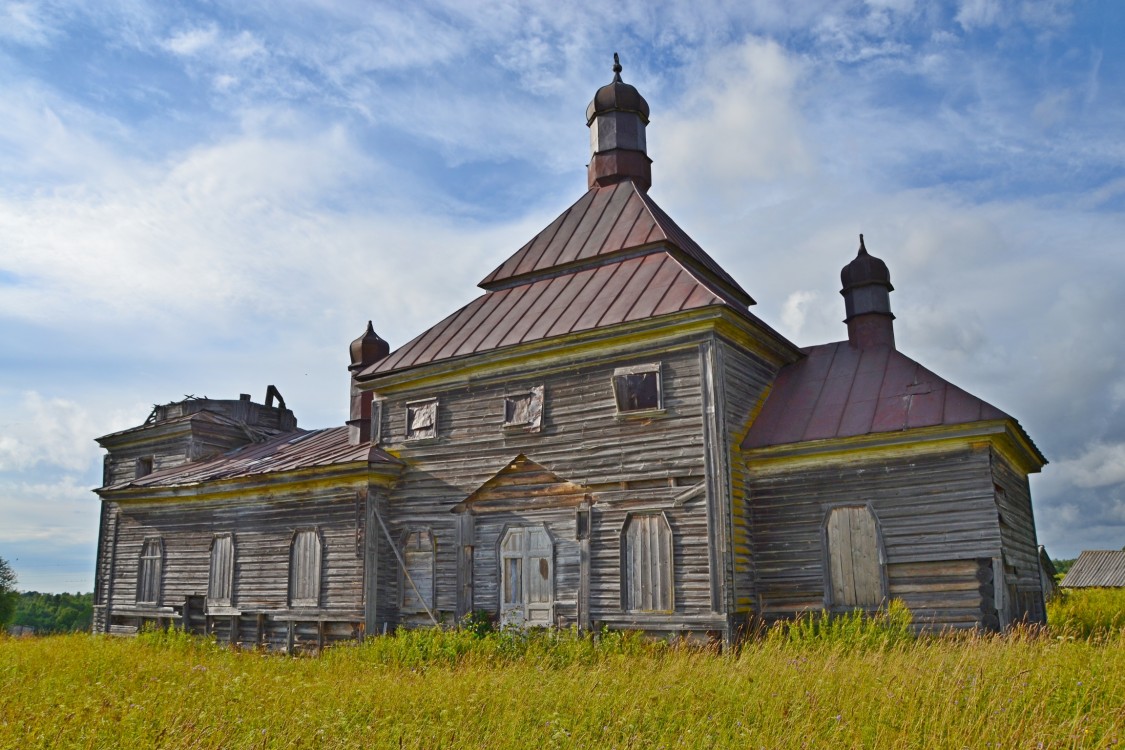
[825,506,884,608]
[621,513,673,612]
[207,534,235,606]
[137,537,163,605]
[289,529,323,608]
[401,530,435,613]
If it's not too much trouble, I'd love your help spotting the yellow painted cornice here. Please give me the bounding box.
[95,461,401,505]
[363,307,800,395]
[743,419,1046,475]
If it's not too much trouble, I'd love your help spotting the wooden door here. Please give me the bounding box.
[499,526,553,626]
[826,506,883,608]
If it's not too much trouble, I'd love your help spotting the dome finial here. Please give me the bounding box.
[612,52,622,82]
[859,233,867,255]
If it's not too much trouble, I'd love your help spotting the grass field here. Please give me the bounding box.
[2,594,1123,749]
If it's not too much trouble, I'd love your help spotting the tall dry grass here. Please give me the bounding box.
[1,600,1122,748]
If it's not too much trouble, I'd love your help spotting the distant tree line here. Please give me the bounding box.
[0,558,17,628]
[1052,557,1077,577]
[10,592,94,634]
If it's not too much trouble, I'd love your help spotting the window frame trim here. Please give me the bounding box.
[501,384,545,432]
[288,527,325,609]
[136,536,164,606]
[611,363,665,417]
[206,533,236,607]
[404,397,440,442]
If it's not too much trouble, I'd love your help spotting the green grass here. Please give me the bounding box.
[2,600,1123,749]
[1048,588,1125,639]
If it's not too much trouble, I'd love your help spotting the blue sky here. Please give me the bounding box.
[1,0,1123,592]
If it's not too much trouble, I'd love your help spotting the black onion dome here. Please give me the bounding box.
[841,234,893,292]
[586,54,650,124]
[349,321,389,367]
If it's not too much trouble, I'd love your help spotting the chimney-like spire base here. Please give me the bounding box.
[588,150,652,191]
[846,312,896,349]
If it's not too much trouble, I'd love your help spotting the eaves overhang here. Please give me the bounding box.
[742,418,1047,476]
[358,305,801,395]
[94,459,403,504]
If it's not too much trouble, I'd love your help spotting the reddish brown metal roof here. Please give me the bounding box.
[363,252,748,377]
[478,180,752,304]
[101,426,399,491]
[742,341,1039,452]
[1060,550,1125,588]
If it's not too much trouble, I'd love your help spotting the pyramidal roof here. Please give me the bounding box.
[742,340,1044,464]
[480,179,753,305]
[360,177,775,378]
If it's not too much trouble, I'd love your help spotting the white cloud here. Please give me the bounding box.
[0,475,97,545]
[955,0,1003,29]
[656,37,812,211]
[1054,443,1125,490]
[162,23,220,56]
[0,0,59,46]
[779,290,818,340]
[0,392,138,473]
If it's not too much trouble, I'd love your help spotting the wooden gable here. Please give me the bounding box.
[452,454,588,513]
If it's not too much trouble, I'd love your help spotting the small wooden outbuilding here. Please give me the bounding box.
[1060,550,1125,589]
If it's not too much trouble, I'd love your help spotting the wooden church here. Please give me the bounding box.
[92,59,1048,647]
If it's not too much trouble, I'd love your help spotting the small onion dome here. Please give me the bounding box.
[841,234,893,292]
[586,53,650,125]
[349,321,389,367]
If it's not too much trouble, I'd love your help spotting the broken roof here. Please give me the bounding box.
[742,340,1045,463]
[99,426,399,492]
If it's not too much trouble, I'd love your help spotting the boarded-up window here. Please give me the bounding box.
[207,534,235,606]
[613,365,661,413]
[503,385,544,432]
[137,537,163,605]
[289,529,323,608]
[622,513,673,612]
[401,530,435,613]
[826,506,883,608]
[405,399,438,440]
[499,526,553,626]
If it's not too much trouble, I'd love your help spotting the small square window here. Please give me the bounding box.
[135,456,154,479]
[405,399,438,441]
[503,385,544,432]
[612,365,662,413]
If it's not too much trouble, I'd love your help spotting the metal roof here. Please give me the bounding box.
[1060,550,1125,588]
[742,341,1043,459]
[100,426,399,491]
[478,180,752,305]
[362,251,752,377]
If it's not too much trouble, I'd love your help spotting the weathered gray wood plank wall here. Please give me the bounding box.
[990,450,1046,623]
[106,485,365,640]
[719,339,779,616]
[374,340,722,632]
[749,446,1009,629]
